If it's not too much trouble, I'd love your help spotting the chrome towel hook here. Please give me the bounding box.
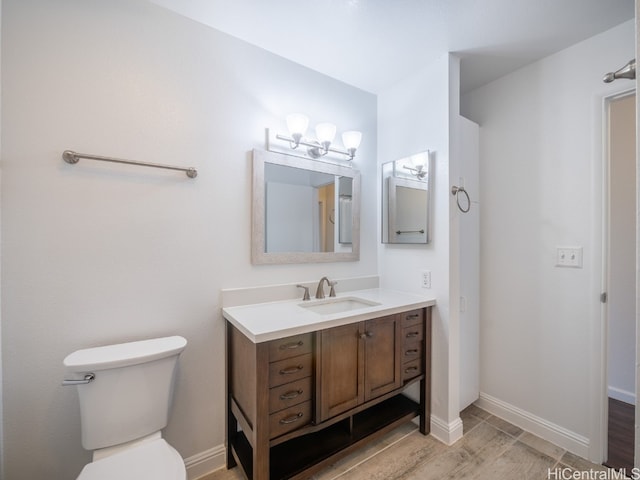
[451,185,470,213]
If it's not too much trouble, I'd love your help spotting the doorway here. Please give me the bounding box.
[604,91,636,471]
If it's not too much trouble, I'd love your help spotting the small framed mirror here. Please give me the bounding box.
[382,151,431,244]
[252,149,360,264]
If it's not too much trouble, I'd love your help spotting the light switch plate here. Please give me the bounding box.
[556,247,583,268]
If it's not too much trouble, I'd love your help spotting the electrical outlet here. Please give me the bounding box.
[421,271,431,289]
[556,247,583,268]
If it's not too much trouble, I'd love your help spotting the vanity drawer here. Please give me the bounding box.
[269,333,313,362]
[269,377,312,413]
[402,323,424,343]
[402,358,423,381]
[269,401,312,438]
[401,309,424,327]
[269,353,313,388]
[402,342,422,362]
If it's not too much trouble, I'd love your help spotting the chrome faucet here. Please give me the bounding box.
[315,277,337,299]
[296,284,310,301]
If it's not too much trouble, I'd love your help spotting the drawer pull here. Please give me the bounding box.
[279,389,303,400]
[406,331,420,338]
[279,412,304,425]
[404,366,419,373]
[405,349,419,356]
[279,365,304,375]
[279,340,304,350]
[406,313,420,320]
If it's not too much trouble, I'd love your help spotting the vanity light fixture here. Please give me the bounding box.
[404,164,427,180]
[402,152,429,180]
[275,114,362,161]
[285,113,309,148]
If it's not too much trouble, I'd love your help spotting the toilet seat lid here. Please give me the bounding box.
[77,439,185,480]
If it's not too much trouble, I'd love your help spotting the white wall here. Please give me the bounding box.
[608,94,636,405]
[0,1,377,478]
[461,20,635,460]
[377,54,463,443]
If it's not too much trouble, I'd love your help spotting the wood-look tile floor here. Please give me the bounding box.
[203,405,614,480]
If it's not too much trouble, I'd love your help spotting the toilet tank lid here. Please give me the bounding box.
[64,336,187,372]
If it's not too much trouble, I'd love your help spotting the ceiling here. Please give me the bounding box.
[150,0,634,94]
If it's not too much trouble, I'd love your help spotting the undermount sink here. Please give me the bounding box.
[299,296,381,315]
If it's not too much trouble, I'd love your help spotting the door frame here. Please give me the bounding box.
[597,87,636,464]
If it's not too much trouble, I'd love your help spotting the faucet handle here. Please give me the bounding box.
[296,284,310,301]
[328,280,338,297]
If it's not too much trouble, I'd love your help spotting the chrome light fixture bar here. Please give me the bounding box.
[275,114,362,161]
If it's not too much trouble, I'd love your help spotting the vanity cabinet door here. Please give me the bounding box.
[363,315,402,401]
[317,323,364,421]
[317,315,402,422]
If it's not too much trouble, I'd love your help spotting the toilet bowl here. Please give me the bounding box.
[64,336,187,480]
[77,437,185,480]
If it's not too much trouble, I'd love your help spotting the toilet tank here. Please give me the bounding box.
[64,336,187,450]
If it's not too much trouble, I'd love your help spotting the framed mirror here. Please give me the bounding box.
[252,149,361,264]
[382,151,431,244]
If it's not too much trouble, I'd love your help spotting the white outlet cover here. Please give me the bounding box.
[421,270,431,288]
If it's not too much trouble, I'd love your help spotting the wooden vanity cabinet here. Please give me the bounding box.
[226,306,431,480]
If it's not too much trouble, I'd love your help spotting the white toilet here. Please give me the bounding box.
[63,335,188,480]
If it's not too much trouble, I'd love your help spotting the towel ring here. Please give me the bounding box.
[451,186,470,213]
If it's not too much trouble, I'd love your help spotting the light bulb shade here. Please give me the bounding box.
[410,152,428,168]
[315,123,337,144]
[342,131,362,150]
[286,113,309,136]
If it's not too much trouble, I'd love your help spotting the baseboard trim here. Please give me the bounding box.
[476,392,590,458]
[185,444,226,480]
[430,414,464,445]
[607,386,636,405]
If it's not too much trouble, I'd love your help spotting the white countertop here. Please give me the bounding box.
[222,288,436,343]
